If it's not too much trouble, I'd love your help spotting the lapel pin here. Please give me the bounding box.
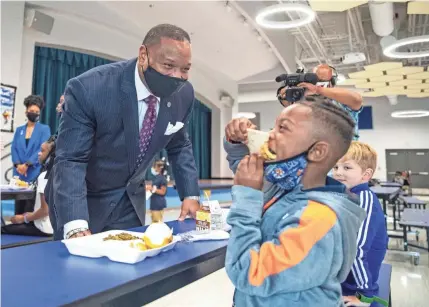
[167,102,171,108]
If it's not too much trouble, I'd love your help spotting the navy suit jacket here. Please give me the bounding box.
[12,122,51,182]
[46,58,200,234]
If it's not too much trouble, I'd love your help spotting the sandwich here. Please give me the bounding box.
[246,129,276,161]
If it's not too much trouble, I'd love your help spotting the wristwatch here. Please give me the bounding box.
[23,213,29,224]
[185,196,200,202]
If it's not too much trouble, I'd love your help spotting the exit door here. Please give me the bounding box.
[386,149,429,189]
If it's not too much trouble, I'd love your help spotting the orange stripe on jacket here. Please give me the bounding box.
[248,201,337,286]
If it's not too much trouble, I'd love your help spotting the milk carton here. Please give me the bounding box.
[196,200,223,233]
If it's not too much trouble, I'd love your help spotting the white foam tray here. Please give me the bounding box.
[62,230,180,264]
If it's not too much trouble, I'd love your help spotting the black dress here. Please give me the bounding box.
[150,175,167,211]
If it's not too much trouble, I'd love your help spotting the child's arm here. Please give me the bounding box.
[153,177,168,196]
[226,185,337,297]
[223,137,249,174]
[349,191,379,297]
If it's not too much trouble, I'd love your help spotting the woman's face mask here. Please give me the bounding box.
[26,112,40,123]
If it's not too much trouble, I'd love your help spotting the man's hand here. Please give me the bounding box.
[69,230,92,239]
[11,215,25,224]
[234,154,264,190]
[178,199,200,221]
[343,296,370,307]
[298,82,319,96]
[225,118,257,144]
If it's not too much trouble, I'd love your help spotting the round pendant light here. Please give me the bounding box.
[255,3,315,30]
[382,35,429,59]
[391,110,429,118]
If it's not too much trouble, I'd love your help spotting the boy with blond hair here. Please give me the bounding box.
[333,141,388,306]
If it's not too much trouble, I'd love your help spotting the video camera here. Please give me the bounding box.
[275,68,319,103]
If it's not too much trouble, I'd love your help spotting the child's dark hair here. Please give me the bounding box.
[299,96,355,162]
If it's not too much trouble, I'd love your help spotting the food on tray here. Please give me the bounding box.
[129,241,148,251]
[15,179,29,187]
[103,232,140,241]
[260,141,276,161]
[143,222,173,249]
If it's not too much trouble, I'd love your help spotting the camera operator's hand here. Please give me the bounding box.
[298,82,319,96]
[225,118,257,144]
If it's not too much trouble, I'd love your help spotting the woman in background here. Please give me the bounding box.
[11,95,51,183]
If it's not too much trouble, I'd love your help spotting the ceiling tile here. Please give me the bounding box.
[309,0,367,12]
[363,62,403,71]
[387,67,425,76]
[390,79,423,86]
[355,82,388,89]
[406,83,429,90]
[349,70,384,79]
[369,75,404,82]
[408,1,429,14]
[407,71,429,80]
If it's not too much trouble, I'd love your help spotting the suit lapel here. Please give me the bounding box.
[120,59,140,176]
[130,96,176,182]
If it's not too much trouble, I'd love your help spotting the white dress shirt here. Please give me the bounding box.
[63,64,160,239]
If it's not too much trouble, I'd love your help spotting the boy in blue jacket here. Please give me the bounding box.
[224,97,366,307]
[333,141,388,306]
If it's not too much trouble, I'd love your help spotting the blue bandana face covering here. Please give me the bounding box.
[263,153,308,191]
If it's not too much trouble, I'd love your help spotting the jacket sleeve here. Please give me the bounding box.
[223,137,249,174]
[225,186,337,297]
[351,190,377,297]
[11,128,21,165]
[166,98,199,200]
[27,125,51,165]
[52,78,95,229]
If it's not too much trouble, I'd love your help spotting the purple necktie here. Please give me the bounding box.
[135,95,157,169]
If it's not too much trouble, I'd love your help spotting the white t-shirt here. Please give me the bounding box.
[33,171,53,234]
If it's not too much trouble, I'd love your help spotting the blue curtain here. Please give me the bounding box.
[32,46,113,132]
[146,99,212,180]
[188,99,211,179]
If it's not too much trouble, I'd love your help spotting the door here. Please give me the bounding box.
[386,149,429,189]
[385,150,408,181]
[407,150,429,189]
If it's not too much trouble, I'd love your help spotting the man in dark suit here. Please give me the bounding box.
[46,24,201,240]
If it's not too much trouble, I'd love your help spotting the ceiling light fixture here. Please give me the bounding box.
[235,112,256,119]
[255,3,315,29]
[382,35,429,59]
[391,110,429,118]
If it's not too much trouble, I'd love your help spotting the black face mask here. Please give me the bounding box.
[27,112,40,123]
[142,48,187,98]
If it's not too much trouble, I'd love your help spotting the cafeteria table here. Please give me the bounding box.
[379,181,402,188]
[1,219,227,307]
[1,234,52,249]
[0,187,34,201]
[370,186,401,215]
